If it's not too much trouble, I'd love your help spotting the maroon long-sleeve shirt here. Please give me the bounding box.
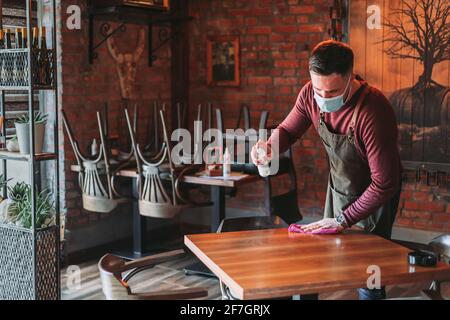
[268,76,402,226]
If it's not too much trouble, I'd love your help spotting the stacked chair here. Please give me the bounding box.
[124,106,211,219]
[62,106,136,213]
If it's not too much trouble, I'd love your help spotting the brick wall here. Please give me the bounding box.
[58,0,449,233]
[60,0,171,230]
[187,0,450,232]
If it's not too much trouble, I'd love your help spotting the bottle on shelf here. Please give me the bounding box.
[4,29,12,49]
[0,30,11,86]
[0,30,5,49]
[15,28,23,49]
[32,27,39,49]
[38,26,51,86]
[21,28,28,49]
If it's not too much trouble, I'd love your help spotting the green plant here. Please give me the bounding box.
[8,181,30,202]
[7,183,55,229]
[15,112,48,125]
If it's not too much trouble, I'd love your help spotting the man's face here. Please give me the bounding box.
[310,71,351,99]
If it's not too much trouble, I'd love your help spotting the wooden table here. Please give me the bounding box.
[70,165,260,259]
[181,171,260,231]
[185,228,450,300]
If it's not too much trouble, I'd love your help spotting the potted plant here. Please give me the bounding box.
[14,112,48,154]
[0,180,58,300]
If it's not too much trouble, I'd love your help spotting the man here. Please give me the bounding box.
[251,40,402,300]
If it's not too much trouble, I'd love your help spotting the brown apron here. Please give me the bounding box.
[317,84,401,239]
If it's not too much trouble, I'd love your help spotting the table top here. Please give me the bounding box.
[71,165,260,188]
[184,228,450,299]
[181,170,260,188]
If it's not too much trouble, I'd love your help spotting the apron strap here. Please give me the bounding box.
[348,85,370,140]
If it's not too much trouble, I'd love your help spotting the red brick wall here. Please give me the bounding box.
[60,0,171,230]
[187,0,450,232]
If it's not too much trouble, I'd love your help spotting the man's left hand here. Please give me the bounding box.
[300,218,345,232]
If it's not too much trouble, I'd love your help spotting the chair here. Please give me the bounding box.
[390,234,450,300]
[62,110,131,213]
[98,249,208,300]
[263,146,302,224]
[215,105,302,224]
[125,107,210,219]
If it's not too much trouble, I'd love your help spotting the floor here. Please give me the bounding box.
[61,253,450,300]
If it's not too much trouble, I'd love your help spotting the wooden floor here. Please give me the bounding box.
[61,252,450,300]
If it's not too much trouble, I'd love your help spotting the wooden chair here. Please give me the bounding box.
[62,110,131,213]
[98,249,208,300]
[125,107,210,219]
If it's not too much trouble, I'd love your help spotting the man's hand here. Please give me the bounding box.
[300,218,345,232]
[250,139,273,166]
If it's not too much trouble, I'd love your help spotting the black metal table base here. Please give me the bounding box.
[183,261,217,278]
[183,185,225,275]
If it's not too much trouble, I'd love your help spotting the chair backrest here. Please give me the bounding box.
[62,110,118,213]
[125,107,186,219]
[98,254,132,300]
[98,251,208,300]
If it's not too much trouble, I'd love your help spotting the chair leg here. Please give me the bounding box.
[421,281,444,300]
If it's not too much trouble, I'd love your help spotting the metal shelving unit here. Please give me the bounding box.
[0,0,60,300]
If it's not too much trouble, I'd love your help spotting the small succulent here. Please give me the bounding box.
[15,112,48,124]
[8,181,30,202]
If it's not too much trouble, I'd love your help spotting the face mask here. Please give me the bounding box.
[313,75,352,113]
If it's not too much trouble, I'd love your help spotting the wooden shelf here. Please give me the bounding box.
[0,150,57,162]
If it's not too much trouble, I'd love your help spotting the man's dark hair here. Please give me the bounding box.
[309,40,354,76]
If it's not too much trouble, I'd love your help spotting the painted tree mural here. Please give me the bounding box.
[383,0,449,163]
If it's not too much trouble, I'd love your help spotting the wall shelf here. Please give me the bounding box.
[0,0,61,300]
[88,2,192,66]
[0,150,57,162]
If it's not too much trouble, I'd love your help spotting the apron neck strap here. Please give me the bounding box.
[348,85,370,136]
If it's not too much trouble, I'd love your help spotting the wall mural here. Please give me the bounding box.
[349,0,449,167]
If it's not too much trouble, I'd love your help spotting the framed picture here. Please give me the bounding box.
[207,35,240,87]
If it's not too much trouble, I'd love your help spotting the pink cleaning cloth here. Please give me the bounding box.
[288,224,340,234]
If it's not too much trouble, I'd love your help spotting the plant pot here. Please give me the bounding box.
[15,122,46,154]
[0,224,59,300]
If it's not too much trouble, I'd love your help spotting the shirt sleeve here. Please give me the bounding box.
[268,85,313,154]
[342,92,402,226]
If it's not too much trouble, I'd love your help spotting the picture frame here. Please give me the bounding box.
[207,35,240,87]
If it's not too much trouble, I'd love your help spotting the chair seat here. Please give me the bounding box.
[139,200,188,219]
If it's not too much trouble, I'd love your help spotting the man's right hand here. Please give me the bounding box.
[251,139,273,166]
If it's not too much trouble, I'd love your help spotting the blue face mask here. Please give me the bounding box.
[313,75,352,113]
